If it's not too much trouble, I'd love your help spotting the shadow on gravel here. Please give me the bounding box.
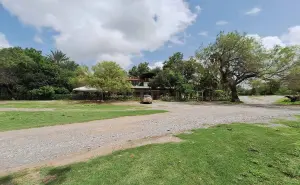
[240,104,300,110]
[42,167,71,185]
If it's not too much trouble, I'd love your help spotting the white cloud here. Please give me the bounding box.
[198,31,208,36]
[0,32,10,48]
[281,26,300,45]
[216,20,228,26]
[33,35,43,44]
[195,5,201,13]
[248,34,285,49]
[245,7,261,15]
[261,36,285,49]
[149,61,164,69]
[0,0,198,68]
[248,25,300,49]
[170,32,191,45]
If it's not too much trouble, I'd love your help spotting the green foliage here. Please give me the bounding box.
[285,65,300,93]
[1,31,299,101]
[28,86,55,100]
[160,94,176,102]
[196,31,300,102]
[0,47,78,100]
[128,62,150,77]
[91,61,132,93]
[276,87,293,95]
[276,98,300,105]
[47,50,70,64]
[150,53,206,101]
[53,87,70,94]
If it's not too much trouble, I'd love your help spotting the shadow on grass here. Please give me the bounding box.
[42,167,71,185]
[0,175,13,185]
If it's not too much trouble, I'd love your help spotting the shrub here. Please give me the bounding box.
[29,86,55,100]
[53,87,70,94]
[160,95,175,102]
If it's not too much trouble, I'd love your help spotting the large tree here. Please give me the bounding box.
[0,47,78,99]
[150,52,204,100]
[90,61,132,93]
[196,31,300,102]
[0,47,34,98]
[285,65,300,93]
[128,62,150,77]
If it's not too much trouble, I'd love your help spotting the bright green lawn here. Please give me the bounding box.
[0,110,166,132]
[2,119,300,185]
[0,101,166,131]
[275,98,300,105]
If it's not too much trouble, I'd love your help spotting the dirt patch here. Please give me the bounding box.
[0,135,181,176]
[0,108,55,112]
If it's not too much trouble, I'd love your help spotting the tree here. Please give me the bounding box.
[196,31,299,102]
[0,47,78,99]
[70,65,92,87]
[0,47,34,98]
[90,61,132,93]
[285,66,300,93]
[150,67,162,76]
[128,66,138,77]
[47,50,70,64]
[128,62,150,77]
[163,52,184,70]
[149,53,203,100]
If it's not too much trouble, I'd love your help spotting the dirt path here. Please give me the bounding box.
[0,100,299,174]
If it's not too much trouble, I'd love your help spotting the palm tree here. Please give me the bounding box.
[47,50,70,64]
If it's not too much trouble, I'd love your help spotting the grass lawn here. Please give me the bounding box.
[275,97,300,105]
[0,101,145,110]
[0,101,166,131]
[2,118,300,185]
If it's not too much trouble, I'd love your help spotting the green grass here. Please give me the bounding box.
[0,101,143,110]
[2,119,300,185]
[0,101,166,131]
[0,110,166,132]
[275,98,300,105]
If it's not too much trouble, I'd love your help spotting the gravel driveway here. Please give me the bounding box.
[1,100,299,173]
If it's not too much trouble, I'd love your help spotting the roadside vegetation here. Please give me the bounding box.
[1,32,300,103]
[2,118,300,185]
[0,101,166,131]
[275,97,300,105]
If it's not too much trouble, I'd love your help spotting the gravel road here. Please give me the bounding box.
[1,99,300,173]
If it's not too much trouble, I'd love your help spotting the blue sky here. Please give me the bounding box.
[1,0,300,68]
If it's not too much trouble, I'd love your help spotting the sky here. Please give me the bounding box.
[0,0,300,69]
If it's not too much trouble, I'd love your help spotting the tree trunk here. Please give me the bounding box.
[230,85,240,102]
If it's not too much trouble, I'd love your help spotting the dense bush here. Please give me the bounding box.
[28,86,55,100]
[213,90,230,101]
[54,87,70,94]
[276,87,293,95]
[160,95,176,102]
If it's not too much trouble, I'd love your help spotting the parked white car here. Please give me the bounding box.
[141,95,153,104]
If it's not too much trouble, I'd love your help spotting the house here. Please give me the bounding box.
[128,72,169,100]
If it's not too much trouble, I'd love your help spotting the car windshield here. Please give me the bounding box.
[144,95,151,98]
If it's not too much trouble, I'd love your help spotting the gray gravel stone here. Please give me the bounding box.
[0,100,300,173]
